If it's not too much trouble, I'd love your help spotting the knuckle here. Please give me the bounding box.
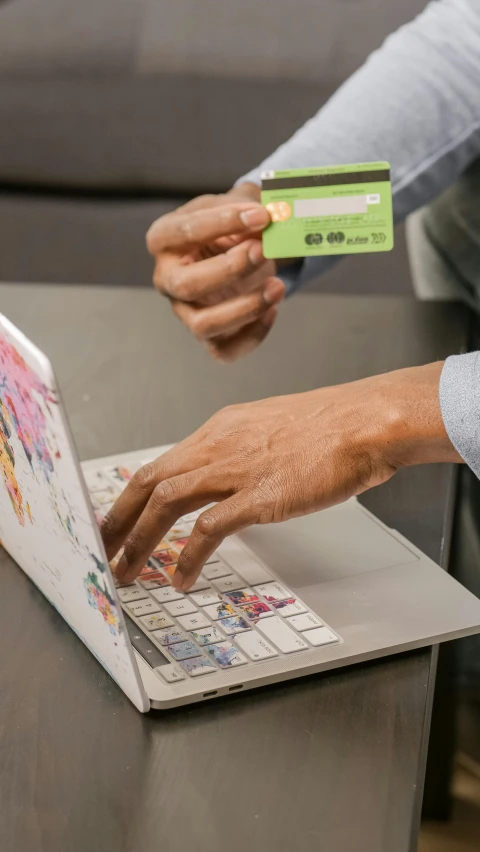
[151,479,177,508]
[170,270,193,301]
[132,462,158,494]
[100,511,115,540]
[195,512,219,538]
[189,312,208,339]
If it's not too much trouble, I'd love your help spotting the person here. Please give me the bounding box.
[102,0,480,590]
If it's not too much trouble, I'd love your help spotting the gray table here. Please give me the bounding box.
[0,284,468,852]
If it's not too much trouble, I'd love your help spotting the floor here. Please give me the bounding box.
[419,765,480,852]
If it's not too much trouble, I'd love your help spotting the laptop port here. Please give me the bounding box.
[229,685,243,692]
[203,691,217,698]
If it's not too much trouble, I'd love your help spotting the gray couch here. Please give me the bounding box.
[0,0,425,289]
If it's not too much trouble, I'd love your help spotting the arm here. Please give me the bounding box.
[237,0,480,292]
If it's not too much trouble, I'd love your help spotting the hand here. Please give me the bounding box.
[102,362,460,589]
[146,184,286,362]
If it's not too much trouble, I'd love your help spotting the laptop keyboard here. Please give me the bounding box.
[86,463,339,685]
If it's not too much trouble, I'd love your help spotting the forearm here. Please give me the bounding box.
[236,0,480,292]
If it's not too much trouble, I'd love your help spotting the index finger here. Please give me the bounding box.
[146,203,270,254]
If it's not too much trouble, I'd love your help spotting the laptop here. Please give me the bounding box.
[2,312,480,713]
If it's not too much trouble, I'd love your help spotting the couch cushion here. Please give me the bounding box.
[0,0,426,192]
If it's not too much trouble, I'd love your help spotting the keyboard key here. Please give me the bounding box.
[151,587,184,603]
[95,489,118,506]
[138,572,170,590]
[287,613,323,631]
[140,560,166,577]
[104,465,133,490]
[203,562,231,581]
[117,585,149,603]
[257,617,309,653]
[157,664,186,683]
[205,642,248,668]
[225,588,259,606]
[127,599,162,617]
[185,576,210,593]
[273,599,307,617]
[235,631,278,660]
[204,601,237,621]
[164,599,198,617]
[177,612,210,630]
[180,656,217,677]
[151,547,179,568]
[167,523,193,541]
[240,601,273,621]
[171,536,189,553]
[255,582,292,602]
[140,612,174,631]
[304,627,338,647]
[218,615,251,635]
[212,574,245,593]
[168,641,202,661]
[151,627,187,645]
[189,590,221,607]
[190,625,225,646]
[84,469,112,493]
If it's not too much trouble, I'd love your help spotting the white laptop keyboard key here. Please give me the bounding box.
[239,601,274,621]
[150,587,184,603]
[95,489,117,506]
[212,574,245,593]
[203,562,231,581]
[257,617,309,653]
[117,585,149,603]
[185,576,210,593]
[140,612,174,631]
[287,613,323,631]
[188,590,221,607]
[84,469,112,493]
[204,601,237,621]
[180,656,217,676]
[157,664,186,683]
[255,582,292,603]
[164,599,198,617]
[190,625,225,646]
[304,627,338,647]
[168,640,202,661]
[177,612,210,630]
[151,627,187,645]
[218,615,251,635]
[235,631,278,660]
[205,642,248,668]
[225,588,259,606]
[274,599,307,617]
[167,523,193,542]
[127,599,162,617]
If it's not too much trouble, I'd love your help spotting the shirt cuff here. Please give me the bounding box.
[440,352,480,478]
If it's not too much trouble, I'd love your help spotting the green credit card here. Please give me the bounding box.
[261,162,393,259]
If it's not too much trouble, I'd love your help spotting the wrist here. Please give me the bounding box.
[368,363,463,470]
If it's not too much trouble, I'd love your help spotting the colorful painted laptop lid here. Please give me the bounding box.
[0,313,149,712]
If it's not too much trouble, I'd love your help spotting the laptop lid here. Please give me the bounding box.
[0,313,149,712]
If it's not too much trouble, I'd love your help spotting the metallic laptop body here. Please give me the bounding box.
[2,311,480,713]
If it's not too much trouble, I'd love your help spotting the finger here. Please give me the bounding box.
[146,203,270,253]
[154,240,268,302]
[173,493,256,590]
[206,306,279,362]
[171,278,285,340]
[113,467,232,584]
[101,442,204,559]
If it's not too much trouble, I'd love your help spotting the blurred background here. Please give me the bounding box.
[0,1,479,849]
[0,0,421,293]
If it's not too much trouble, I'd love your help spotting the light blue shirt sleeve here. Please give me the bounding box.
[236,0,480,295]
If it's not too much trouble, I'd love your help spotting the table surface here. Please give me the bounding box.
[0,284,469,852]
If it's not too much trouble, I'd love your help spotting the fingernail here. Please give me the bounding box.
[240,207,269,229]
[262,306,277,328]
[114,554,128,580]
[248,241,265,266]
[263,278,286,306]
